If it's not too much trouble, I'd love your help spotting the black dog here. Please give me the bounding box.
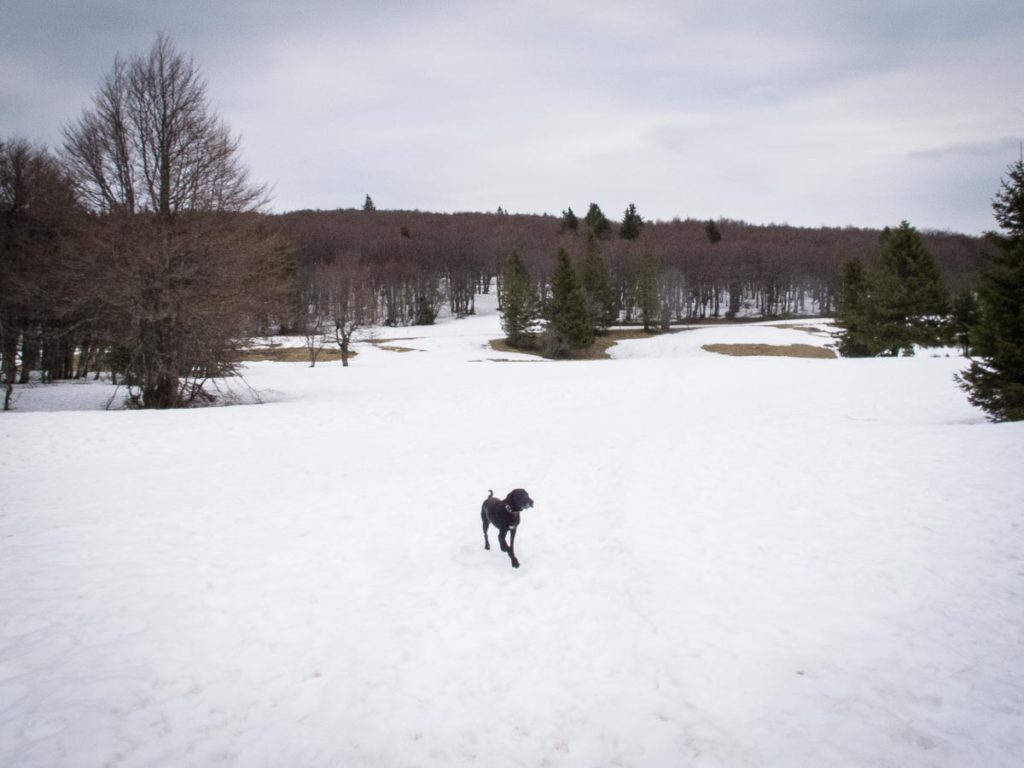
[481,489,534,568]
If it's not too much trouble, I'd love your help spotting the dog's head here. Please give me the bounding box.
[505,488,534,512]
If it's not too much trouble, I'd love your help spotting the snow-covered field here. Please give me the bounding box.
[2,294,1022,767]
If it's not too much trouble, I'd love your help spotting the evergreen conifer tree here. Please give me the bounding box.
[835,222,949,357]
[619,203,644,240]
[545,248,594,357]
[579,234,617,333]
[871,221,949,355]
[363,194,376,211]
[958,155,1024,420]
[499,251,539,349]
[584,203,612,240]
[705,219,723,244]
[834,257,877,356]
[637,247,659,332]
[560,207,579,232]
[950,290,980,356]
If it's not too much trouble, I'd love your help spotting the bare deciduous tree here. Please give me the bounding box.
[63,35,283,408]
[1,138,82,410]
[317,260,376,367]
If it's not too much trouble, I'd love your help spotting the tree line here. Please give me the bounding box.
[274,204,985,339]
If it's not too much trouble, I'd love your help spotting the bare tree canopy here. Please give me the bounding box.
[63,34,266,220]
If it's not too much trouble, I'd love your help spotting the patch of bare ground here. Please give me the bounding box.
[702,343,836,359]
[235,347,347,363]
[766,323,832,336]
[367,339,421,353]
[489,328,678,360]
[487,339,542,358]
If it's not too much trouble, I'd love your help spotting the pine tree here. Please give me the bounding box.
[584,203,612,240]
[499,251,539,349]
[619,203,644,240]
[545,248,594,357]
[579,234,617,333]
[958,155,1024,420]
[834,257,877,356]
[950,290,980,357]
[637,246,659,332]
[871,221,949,355]
[363,194,376,211]
[705,219,723,244]
[833,222,949,357]
[992,152,1024,235]
[560,207,579,233]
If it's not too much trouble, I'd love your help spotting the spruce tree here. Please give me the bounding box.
[834,257,877,356]
[584,203,612,240]
[579,234,617,333]
[363,194,376,211]
[499,252,539,349]
[950,290,980,356]
[546,248,594,357]
[637,246,659,332]
[560,207,579,233]
[833,223,949,357]
[992,153,1024,235]
[872,221,949,355]
[705,219,723,244]
[958,156,1024,420]
[619,203,644,240]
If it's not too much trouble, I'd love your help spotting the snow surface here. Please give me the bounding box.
[2,293,1023,767]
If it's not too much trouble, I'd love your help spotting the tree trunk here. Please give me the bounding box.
[144,373,179,409]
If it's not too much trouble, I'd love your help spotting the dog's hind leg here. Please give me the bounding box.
[481,509,491,550]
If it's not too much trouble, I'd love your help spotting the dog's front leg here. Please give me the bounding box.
[507,525,519,568]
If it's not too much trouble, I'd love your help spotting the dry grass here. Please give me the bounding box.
[489,328,676,360]
[766,323,832,336]
[702,343,836,359]
[235,346,348,363]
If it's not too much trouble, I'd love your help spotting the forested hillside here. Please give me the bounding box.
[275,206,986,330]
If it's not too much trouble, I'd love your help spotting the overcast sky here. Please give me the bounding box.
[2,0,1022,234]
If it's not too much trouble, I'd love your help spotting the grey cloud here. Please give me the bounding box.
[2,0,1022,233]
[909,137,1021,160]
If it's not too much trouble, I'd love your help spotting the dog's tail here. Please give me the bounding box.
[487,489,493,499]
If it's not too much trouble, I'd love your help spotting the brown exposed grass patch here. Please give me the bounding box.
[367,339,421,353]
[702,343,836,359]
[766,324,832,336]
[235,346,348,363]
[488,338,541,357]
[489,328,677,360]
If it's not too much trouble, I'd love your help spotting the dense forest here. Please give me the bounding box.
[275,205,986,331]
